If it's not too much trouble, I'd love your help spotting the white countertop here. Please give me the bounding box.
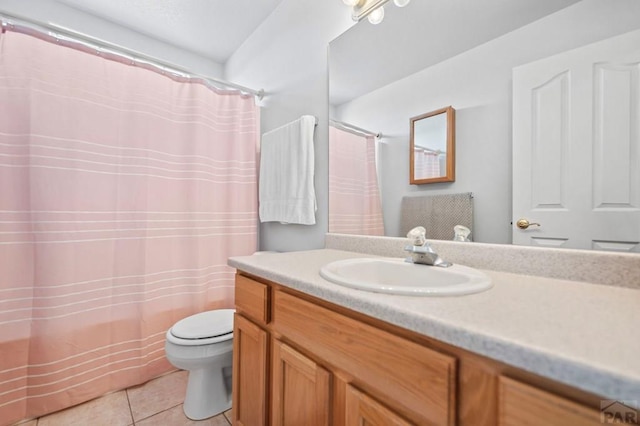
[228,248,640,401]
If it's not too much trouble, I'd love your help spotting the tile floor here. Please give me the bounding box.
[13,370,232,426]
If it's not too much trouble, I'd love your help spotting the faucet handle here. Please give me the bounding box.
[406,226,427,245]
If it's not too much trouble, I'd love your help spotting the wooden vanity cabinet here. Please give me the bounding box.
[498,376,601,425]
[232,275,270,426]
[272,289,456,425]
[233,272,604,426]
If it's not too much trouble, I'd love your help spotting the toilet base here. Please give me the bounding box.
[182,350,233,420]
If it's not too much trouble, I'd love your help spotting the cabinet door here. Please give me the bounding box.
[271,339,331,426]
[345,384,413,426]
[232,313,268,426]
[512,30,640,250]
[498,376,601,426]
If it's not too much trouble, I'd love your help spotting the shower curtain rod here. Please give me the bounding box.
[0,12,265,99]
[330,119,381,139]
[414,146,444,155]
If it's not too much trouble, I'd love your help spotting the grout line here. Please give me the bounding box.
[132,402,183,424]
[125,388,135,426]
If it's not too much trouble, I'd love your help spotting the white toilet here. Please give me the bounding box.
[165,309,234,420]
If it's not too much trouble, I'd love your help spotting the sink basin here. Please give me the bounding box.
[319,257,492,296]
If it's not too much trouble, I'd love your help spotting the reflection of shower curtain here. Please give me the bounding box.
[414,149,441,179]
[0,31,258,423]
[329,126,384,235]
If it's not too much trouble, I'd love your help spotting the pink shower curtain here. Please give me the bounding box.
[0,31,258,424]
[414,148,441,179]
[329,126,384,235]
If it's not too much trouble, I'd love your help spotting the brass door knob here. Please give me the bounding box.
[516,219,541,230]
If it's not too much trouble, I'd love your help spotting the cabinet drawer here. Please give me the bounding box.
[498,376,601,426]
[273,290,456,426]
[235,275,269,324]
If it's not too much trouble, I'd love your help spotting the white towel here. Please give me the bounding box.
[259,115,317,225]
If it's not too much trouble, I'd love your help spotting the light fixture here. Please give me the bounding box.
[367,6,384,24]
[346,0,410,25]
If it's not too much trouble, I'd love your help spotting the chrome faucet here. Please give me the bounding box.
[404,227,452,268]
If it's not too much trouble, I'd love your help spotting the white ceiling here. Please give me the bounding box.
[54,0,284,64]
[47,0,582,94]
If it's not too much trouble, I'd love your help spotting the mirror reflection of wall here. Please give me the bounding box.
[328,0,640,246]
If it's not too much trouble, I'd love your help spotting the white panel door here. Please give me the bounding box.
[513,30,640,252]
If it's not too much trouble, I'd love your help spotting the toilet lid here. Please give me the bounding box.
[170,309,234,340]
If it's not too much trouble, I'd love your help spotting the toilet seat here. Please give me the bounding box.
[167,309,234,346]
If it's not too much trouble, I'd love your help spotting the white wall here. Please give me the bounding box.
[0,0,224,77]
[335,0,640,244]
[225,0,353,252]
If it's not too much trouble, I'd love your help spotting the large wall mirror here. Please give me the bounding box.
[328,0,640,252]
[410,106,455,184]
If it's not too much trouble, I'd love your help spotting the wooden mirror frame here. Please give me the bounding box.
[409,106,456,184]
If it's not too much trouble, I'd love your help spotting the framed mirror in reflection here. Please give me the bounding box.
[410,106,455,184]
